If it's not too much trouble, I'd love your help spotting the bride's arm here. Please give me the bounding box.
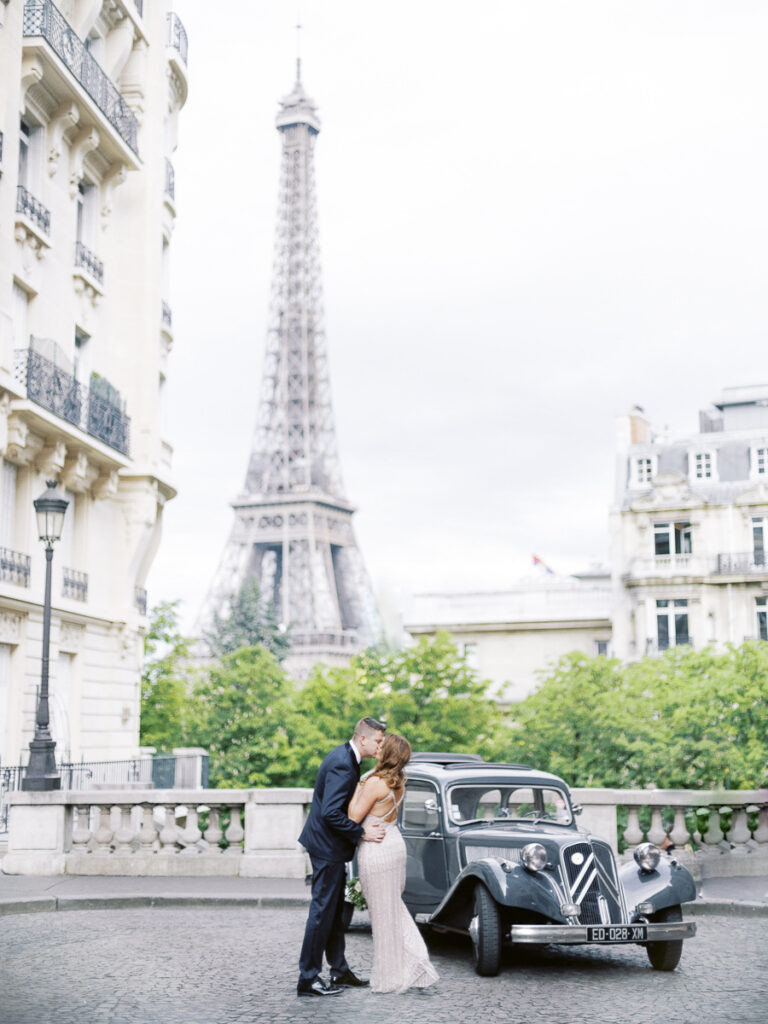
[348,776,388,823]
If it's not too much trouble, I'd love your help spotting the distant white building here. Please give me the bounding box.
[0,1,188,763]
[404,571,612,702]
[611,386,768,659]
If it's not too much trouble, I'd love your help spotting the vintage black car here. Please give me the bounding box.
[349,754,697,976]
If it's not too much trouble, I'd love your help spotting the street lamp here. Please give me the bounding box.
[22,481,69,791]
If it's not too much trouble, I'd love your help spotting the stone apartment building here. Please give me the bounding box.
[0,0,188,764]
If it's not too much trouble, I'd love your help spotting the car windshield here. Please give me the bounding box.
[447,784,573,826]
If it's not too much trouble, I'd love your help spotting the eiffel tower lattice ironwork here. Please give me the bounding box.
[198,65,380,672]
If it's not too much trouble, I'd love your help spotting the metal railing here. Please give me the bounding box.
[290,631,359,648]
[134,586,147,616]
[645,637,694,656]
[63,567,88,601]
[16,344,131,456]
[22,0,139,154]
[16,184,51,235]
[1,753,210,836]
[166,11,188,64]
[715,553,768,575]
[0,547,31,587]
[74,240,104,285]
[161,300,172,328]
[164,157,175,201]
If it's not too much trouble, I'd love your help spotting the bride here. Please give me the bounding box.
[348,733,438,994]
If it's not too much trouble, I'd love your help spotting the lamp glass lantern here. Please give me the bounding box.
[33,481,69,545]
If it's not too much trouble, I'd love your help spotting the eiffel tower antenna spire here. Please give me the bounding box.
[197,63,380,675]
[295,16,302,82]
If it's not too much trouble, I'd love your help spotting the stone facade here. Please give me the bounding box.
[0,1,187,763]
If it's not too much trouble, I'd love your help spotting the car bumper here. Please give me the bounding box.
[509,921,696,945]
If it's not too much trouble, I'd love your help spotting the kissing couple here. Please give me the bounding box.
[297,717,438,996]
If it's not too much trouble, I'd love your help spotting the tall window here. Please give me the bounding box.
[0,643,11,761]
[18,119,30,187]
[76,181,97,248]
[753,448,768,477]
[462,642,479,672]
[0,460,17,548]
[753,518,766,568]
[654,522,692,556]
[11,283,29,352]
[656,599,689,650]
[692,452,713,480]
[757,597,767,642]
[50,651,73,760]
[636,458,653,484]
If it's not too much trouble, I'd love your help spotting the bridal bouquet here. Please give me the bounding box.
[344,877,368,911]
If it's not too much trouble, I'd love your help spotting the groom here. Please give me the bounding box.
[297,717,386,997]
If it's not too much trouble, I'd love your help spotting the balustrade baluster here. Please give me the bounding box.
[647,806,667,846]
[204,806,223,853]
[138,805,157,853]
[114,804,135,855]
[224,804,244,854]
[726,807,751,854]
[703,807,725,847]
[71,805,91,853]
[753,806,768,844]
[94,805,113,854]
[158,804,178,855]
[181,806,202,853]
[623,807,644,848]
[669,806,691,847]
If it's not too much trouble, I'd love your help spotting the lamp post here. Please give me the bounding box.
[22,481,69,791]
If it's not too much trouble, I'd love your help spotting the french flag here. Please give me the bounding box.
[532,554,555,575]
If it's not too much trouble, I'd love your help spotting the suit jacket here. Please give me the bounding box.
[298,741,365,863]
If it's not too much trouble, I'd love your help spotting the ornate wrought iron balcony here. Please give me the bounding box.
[16,343,131,457]
[714,553,768,575]
[23,0,139,154]
[16,185,51,235]
[161,301,172,328]
[135,586,148,616]
[63,567,88,601]
[164,158,175,201]
[166,12,188,64]
[0,548,31,587]
[74,240,104,285]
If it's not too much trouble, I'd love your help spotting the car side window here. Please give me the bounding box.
[401,780,440,835]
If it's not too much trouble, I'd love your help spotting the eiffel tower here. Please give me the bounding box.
[198,64,380,674]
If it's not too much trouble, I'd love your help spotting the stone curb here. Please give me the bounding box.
[1,892,767,919]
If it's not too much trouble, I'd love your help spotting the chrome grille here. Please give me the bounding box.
[561,842,604,924]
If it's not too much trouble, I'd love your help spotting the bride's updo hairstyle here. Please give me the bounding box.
[373,733,411,790]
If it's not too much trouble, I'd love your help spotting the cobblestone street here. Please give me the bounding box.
[1,907,766,1024]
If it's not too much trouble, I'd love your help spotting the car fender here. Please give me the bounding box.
[619,855,697,915]
[428,858,564,932]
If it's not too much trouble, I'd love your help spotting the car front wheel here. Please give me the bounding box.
[469,882,502,976]
[645,904,683,971]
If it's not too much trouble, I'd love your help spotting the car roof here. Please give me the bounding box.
[406,755,570,790]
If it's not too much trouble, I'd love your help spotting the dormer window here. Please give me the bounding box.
[751,446,768,479]
[631,455,656,487]
[691,451,715,481]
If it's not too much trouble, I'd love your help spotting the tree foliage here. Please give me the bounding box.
[140,601,194,752]
[203,578,291,662]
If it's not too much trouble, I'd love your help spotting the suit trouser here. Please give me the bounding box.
[298,857,349,983]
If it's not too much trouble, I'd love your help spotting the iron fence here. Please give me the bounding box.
[166,11,188,64]
[715,553,768,575]
[134,586,148,616]
[0,753,210,837]
[63,567,88,601]
[0,547,31,587]
[161,300,172,328]
[74,240,104,285]
[23,0,139,153]
[164,157,175,201]
[16,184,51,235]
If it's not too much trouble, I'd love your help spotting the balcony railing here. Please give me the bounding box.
[134,586,147,616]
[645,636,694,656]
[0,548,31,587]
[23,0,139,154]
[161,301,172,328]
[63,567,88,601]
[166,11,188,65]
[16,343,131,456]
[164,157,175,201]
[714,553,768,575]
[16,184,51,235]
[74,240,104,285]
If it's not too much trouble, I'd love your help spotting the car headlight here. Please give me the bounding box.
[521,842,548,872]
[634,841,661,872]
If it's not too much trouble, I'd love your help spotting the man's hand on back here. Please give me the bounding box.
[362,821,385,843]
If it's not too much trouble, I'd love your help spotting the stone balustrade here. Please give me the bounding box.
[3,786,767,879]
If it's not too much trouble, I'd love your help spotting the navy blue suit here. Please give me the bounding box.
[298,742,364,983]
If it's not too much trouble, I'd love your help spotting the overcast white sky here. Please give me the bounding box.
[149,1,768,632]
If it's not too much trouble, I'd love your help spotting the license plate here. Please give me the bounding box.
[587,925,648,943]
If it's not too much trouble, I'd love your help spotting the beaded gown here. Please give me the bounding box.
[357,789,439,994]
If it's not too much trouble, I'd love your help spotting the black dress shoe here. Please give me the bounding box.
[297,977,343,997]
[330,968,369,987]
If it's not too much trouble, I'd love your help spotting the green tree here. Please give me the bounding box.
[203,578,291,662]
[140,601,195,752]
[191,645,295,787]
